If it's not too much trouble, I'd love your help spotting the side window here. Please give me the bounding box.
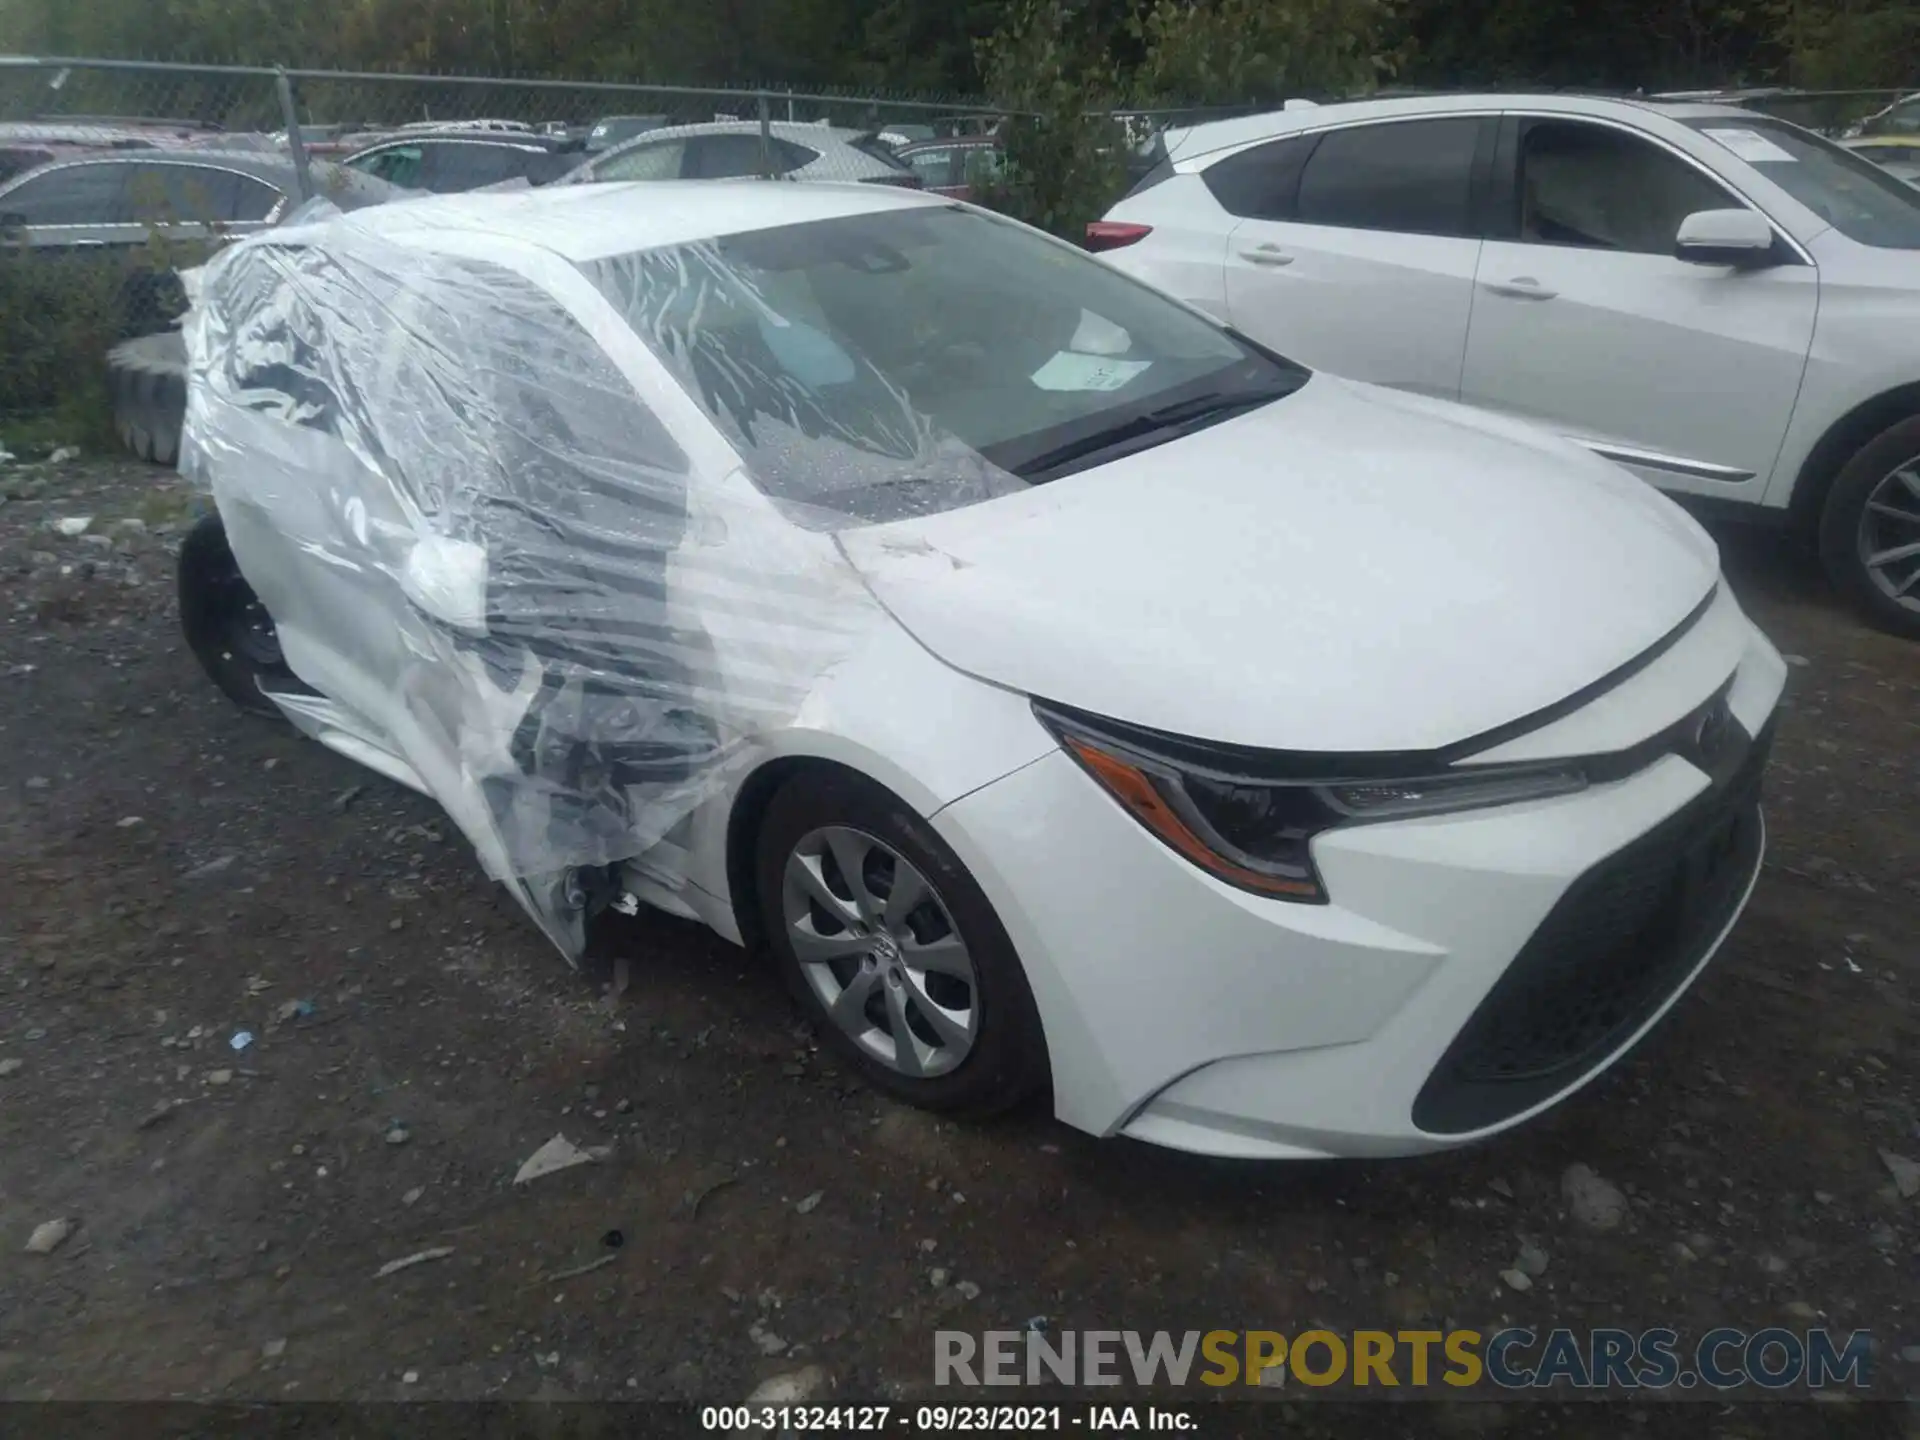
[594,139,686,182]
[1517,120,1740,255]
[0,163,131,223]
[906,147,955,187]
[962,148,1004,185]
[353,146,423,188]
[1202,135,1318,220]
[124,164,238,224]
[1295,118,1481,237]
[685,134,773,179]
[0,148,54,185]
[422,143,536,192]
[230,175,283,221]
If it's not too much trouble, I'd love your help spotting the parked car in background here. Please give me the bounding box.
[0,119,208,183]
[585,114,672,152]
[1841,135,1920,185]
[0,150,398,333]
[1098,93,1920,637]
[560,120,921,187]
[395,118,535,136]
[1847,92,1920,138]
[342,131,584,192]
[180,179,1785,1156]
[876,123,937,148]
[895,136,1003,201]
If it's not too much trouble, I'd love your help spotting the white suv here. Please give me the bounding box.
[1096,94,1920,637]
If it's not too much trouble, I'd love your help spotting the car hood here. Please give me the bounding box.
[837,375,1721,754]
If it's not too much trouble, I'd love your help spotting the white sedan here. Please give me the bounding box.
[178,180,1785,1159]
[1099,93,1920,638]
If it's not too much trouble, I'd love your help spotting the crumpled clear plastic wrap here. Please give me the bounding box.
[178,196,992,958]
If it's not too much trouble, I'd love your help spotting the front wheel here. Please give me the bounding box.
[178,512,304,717]
[1819,416,1920,639]
[753,769,1050,1117]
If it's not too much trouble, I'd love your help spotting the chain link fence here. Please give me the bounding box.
[0,56,1014,426]
[6,54,1920,433]
[0,56,1006,188]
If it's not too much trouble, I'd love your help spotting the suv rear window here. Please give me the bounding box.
[1202,135,1318,219]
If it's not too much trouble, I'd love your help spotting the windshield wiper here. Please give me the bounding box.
[1014,382,1301,481]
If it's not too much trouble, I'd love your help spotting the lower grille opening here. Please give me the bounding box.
[1412,722,1772,1137]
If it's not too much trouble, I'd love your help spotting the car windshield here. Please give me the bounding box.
[1688,116,1920,248]
[578,205,1305,522]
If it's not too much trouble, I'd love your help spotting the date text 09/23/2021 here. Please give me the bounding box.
[702,1406,1190,1432]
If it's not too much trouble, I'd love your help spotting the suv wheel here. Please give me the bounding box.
[1820,415,1920,639]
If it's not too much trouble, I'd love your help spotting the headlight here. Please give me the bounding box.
[1035,701,1588,904]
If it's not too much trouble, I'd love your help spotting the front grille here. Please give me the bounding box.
[1412,720,1772,1136]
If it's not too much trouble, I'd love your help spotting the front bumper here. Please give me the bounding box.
[930,591,1786,1158]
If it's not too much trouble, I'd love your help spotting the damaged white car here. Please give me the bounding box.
[178,181,1786,1158]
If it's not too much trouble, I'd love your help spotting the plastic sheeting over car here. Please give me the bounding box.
[177,197,929,958]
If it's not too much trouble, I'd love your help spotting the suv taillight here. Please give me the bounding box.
[1084,220,1152,252]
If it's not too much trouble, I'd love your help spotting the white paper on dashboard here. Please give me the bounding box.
[1030,351,1152,392]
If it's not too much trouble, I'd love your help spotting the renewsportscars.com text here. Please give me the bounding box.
[934,1327,1872,1392]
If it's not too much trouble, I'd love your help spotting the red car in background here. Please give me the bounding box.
[893,136,1003,202]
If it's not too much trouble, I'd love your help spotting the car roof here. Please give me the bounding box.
[0,149,400,208]
[603,119,871,146]
[1161,93,1759,161]
[319,177,947,261]
[348,131,579,152]
[896,136,997,152]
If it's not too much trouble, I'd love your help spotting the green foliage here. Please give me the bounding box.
[1773,0,1920,86]
[973,0,1128,237]
[1128,0,1398,106]
[0,249,124,441]
[974,0,1396,241]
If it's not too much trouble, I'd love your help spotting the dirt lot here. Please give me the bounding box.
[0,456,1915,1428]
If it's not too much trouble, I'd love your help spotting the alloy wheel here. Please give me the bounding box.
[780,825,979,1079]
[1859,461,1920,614]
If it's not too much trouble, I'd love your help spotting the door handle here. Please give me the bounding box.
[1482,276,1556,300]
[1238,243,1295,266]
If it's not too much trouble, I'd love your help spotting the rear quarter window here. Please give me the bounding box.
[1201,134,1319,219]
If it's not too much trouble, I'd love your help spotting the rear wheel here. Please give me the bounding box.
[1819,415,1920,639]
[177,512,303,718]
[753,769,1049,1116]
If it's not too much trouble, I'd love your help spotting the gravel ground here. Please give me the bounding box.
[0,456,1915,1429]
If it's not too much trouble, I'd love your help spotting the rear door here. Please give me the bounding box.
[1219,115,1493,396]
[418,141,546,192]
[1460,115,1817,499]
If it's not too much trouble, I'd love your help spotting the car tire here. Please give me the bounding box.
[177,512,305,719]
[106,332,187,469]
[1820,416,1920,639]
[753,768,1050,1117]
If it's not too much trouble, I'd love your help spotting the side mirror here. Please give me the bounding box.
[1675,208,1777,268]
